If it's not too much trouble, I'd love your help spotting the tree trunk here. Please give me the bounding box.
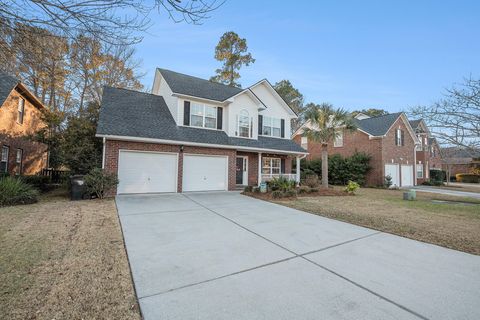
[321,144,328,189]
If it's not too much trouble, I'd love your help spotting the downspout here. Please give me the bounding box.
[102,137,106,169]
[413,143,418,186]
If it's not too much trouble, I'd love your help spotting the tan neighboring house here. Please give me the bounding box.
[293,112,420,187]
[0,72,48,175]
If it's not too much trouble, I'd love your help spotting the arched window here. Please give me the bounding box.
[238,109,250,137]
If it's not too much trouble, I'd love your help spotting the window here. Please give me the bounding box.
[16,149,23,175]
[262,157,281,175]
[395,128,404,146]
[1,146,9,173]
[301,137,308,149]
[430,146,436,158]
[417,164,424,178]
[334,130,343,147]
[237,110,250,137]
[262,116,281,137]
[190,103,217,129]
[17,98,25,124]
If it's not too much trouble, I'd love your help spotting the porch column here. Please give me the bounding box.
[296,156,301,185]
[258,152,262,186]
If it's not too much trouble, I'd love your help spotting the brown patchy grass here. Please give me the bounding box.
[273,187,480,255]
[0,189,141,320]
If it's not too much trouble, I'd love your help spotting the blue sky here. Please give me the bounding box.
[136,0,480,113]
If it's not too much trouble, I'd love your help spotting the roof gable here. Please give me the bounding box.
[157,68,243,102]
[354,112,403,136]
[0,72,19,107]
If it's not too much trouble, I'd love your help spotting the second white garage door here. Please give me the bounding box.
[183,155,228,192]
[401,165,414,187]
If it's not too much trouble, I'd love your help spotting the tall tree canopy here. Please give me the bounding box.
[410,77,480,154]
[210,31,255,87]
[273,80,304,131]
[351,108,388,118]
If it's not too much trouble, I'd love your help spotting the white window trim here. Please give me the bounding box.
[262,157,281,175]
[301,136,308,149]
[237,109,251,138]
[261,116,282,138]
[1,146,9,173]
[416,164,424,179]
[17,98,25,124]
[396,129,403,146]
[334,130,343,147]
[190,103,217,129]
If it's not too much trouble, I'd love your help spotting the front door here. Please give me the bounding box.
[236,157,245,185]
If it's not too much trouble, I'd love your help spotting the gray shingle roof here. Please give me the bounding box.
[0,72,19,107]
[355,112,403,136]
[97,87,306,153]
[409,119,422,130]
[158,68,243,102]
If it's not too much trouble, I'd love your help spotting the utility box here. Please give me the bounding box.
[403,189,416,201]
[260,182,267,193]
[70,175,86,201]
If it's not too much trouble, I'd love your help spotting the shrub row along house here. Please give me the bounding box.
[0,72,48,175]
[293,112,442,187]
[96,68,307,194]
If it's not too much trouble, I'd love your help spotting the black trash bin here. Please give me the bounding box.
[70,175,86,200]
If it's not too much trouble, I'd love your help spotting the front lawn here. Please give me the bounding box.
[273,187,480,255]
[0,190,141,320]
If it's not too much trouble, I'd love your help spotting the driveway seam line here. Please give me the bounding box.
[120,207,204,217]
[138,255,299,300]
[301,256,430,320]
[299,231,382,256]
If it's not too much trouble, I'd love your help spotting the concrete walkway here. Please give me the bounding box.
[412,185,480,199]
[116,192,480,320]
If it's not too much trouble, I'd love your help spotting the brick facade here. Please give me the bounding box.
[295,116,416,186]
[104,139,295,194]
[1,87,48,175]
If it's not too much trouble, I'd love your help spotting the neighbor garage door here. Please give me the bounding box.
[385,164,400,187]
[117,150,177,194]
[401,165,414,187]
[183,155,228,192]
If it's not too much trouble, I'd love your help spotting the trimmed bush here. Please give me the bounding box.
[243,186,253,193]
[430,170,446,182]
[344,181,360,194]
[272,190,284,199]
[384,175,393,188]
[303,175,319,188]
[21,175,54,192]
[284,190,297,198]
[0,176,39,206]
[297,186,310,194]
[422,179,443,186]
[84,168,119,199]
[268,176,296,192]
[456,173,480,183]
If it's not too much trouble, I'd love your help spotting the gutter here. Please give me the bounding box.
[102,137,106,169]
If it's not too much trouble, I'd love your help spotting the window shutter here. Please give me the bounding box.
[281,119,285,138]
[281,158,286,174]
[258,115,263,135]
[217,107,223,130]
[395,129,398,146]
[401,130,405,146]
[183,101,190,126]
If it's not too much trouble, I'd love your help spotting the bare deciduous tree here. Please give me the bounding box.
[410,77,480,156]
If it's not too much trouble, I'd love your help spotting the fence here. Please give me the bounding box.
[41,168,70,183]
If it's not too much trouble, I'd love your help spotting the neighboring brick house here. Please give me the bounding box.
[96,68,307,194]
[442,147,480,179]
[0,72,48,175]
[409,119,443,183]
[293,112,420,187]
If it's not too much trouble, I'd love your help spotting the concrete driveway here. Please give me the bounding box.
[412,185,480,199]
[116,192,480,320]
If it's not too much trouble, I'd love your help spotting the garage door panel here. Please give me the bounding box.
[385,164,400,188]
[401,165,413,187]
[183,155,228,192]
[118,151,177,194]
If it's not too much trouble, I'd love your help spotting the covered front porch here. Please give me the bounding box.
[235,151,304,187]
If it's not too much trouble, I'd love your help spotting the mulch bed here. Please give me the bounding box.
[244,188,351,201]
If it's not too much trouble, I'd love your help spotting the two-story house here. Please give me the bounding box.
[293,112,420,187]
[0,72,48,175]
[96,68,307,194]
[409,119,443,184]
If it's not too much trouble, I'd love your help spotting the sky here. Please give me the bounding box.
[135,0,480,113]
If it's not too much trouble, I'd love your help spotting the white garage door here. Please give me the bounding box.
[401,165,414,187]
[385,164,400,188]
[183,155,228,192]
[117,151,177,194]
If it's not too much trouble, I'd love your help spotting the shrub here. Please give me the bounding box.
[21,175,53,192]
[284,190,297,198]
[268,176,296,192]
[384,175,393,188]
[84,168,119,199]
[303,174,319,188]
[243,186,253,193]
[344,180,360,194]
[0,176,39,206]
[422,179,443,186]
[456,173,480,183]
[430,170,446,182]
[309,187,319,193]
[272,190,284,199]
[297,186,310,194]
[252,186,260,193]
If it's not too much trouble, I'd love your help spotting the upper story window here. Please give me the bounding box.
[1,146,9,173]
[334,130,343,147]
[237,109,251,138]
[395,128,404,146]
[191,103,217,129]
[301,136,308,149]
[17,98,25,124]
[416,164,424,178]
[430,146,436,158]
[262,116,281,137]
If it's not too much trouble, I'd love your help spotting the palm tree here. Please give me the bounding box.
[302,103,357,188]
